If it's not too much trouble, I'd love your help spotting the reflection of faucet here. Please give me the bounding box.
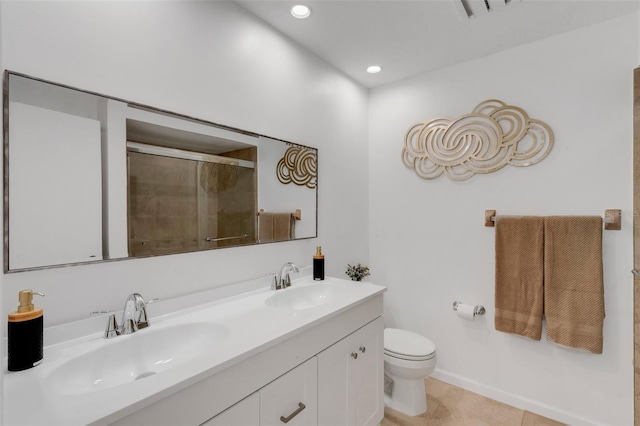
[273,262,299,290]
[103,293,150,338]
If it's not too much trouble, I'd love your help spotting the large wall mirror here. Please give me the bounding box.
[4,71,318,272]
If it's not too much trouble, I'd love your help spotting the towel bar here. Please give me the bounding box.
[484,209,621,230]
[205,234,250,242]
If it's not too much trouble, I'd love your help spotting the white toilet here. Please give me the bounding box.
[383,328,437,416]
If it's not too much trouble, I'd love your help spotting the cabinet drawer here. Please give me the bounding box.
[259,357,318,426]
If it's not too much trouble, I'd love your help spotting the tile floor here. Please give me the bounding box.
[382,378,565,426]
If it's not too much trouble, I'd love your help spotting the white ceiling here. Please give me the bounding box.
[237,0,640,88]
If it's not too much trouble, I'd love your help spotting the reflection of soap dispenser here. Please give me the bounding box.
[8,290,44,371]
[313,246,325,281]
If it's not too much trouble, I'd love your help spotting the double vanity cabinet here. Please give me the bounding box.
[203,317,383,426]
[4,277,385,426]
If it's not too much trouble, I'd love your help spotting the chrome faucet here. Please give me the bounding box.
[103,293,150,338]
[273,262,299,290]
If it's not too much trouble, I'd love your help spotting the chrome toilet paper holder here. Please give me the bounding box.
[453,301,486,316]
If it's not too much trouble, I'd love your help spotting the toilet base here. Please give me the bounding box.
[383,376,427,416]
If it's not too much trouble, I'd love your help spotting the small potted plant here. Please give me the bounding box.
[346,263,370,282]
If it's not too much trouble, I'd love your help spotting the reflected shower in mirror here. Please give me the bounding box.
[4,71,318,272]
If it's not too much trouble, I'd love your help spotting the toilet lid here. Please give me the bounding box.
[384,328,436,358]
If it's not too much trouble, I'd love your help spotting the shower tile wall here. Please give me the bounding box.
[128,148,257,256]
[129,152,199,256]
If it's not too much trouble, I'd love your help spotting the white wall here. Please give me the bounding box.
[0,1,369,326]
[369,13,637,425]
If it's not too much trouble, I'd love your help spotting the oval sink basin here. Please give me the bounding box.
[265,283,345,310]
[47,322,229,395]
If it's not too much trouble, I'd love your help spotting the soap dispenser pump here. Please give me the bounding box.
[313,246,325,281]
[8,290,44,371]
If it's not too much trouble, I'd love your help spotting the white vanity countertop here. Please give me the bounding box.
[3,276,385,426]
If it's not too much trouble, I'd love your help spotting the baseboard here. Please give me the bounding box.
[430,369,597,426]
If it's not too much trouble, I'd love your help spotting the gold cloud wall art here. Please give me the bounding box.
[276,146,317,189]
[401,99,554,181]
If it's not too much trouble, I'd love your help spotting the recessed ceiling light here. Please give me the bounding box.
[291,5,311,19]
[367,65,382,74]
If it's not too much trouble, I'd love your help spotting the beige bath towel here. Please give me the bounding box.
[544,216,604,354]
[258,212,294,243]
[495,217,545,340]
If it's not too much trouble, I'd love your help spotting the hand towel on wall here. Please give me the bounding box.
[494,217,545,340]
[544,216,604,354]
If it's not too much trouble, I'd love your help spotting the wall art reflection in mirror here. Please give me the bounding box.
[276,145,317,189]
[4,71,318,272]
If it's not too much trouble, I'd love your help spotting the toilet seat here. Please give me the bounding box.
[384,328,436,361]
[384,350,436,362]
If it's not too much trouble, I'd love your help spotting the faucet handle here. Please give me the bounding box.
[137,305,150,329]
[271,274,281,290]
[283,273,292,288]
[104,313,121,339]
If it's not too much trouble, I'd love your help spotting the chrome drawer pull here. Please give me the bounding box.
[359,346,366,353]
[351,352,358,359]
[280,402,306,424]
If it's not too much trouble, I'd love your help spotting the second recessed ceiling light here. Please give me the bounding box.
[291,5,311,19]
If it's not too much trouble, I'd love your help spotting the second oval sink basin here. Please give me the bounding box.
[265,283,345,310]
[47,322,229,395]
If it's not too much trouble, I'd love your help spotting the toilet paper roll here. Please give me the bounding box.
[456,303,475,320]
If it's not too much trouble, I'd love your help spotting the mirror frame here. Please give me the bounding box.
[3,70,318,273]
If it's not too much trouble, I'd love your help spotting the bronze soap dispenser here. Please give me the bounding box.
[8,290,44,371]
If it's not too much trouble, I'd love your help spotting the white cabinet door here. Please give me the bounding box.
[317,328,355,426]
[353,320,384,426]
[317,317,384,426]
[201,392,259,426]
[259,357,318,426]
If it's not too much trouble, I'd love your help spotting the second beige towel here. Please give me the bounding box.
[495,217,545,340]
[544,216,604,354]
